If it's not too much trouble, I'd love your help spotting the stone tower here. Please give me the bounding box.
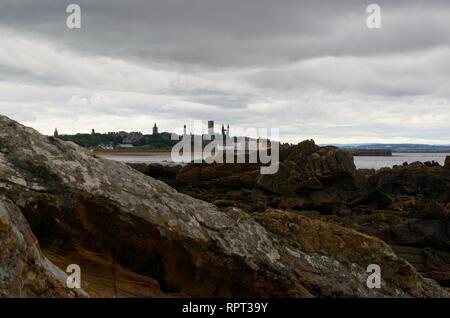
[208,120,214,136]
[153,123,158,135]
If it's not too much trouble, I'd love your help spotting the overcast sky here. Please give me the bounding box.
[1,0,450,144]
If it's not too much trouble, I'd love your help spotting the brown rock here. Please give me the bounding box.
[297,139,319,156]
[278,196,306,210]
[254,210,448,297]
[257,142,355,195]
[176,164,202,182]
[0,203,11,232]
[350,188,394,209]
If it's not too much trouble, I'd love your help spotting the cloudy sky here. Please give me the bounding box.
[1,0,450,144]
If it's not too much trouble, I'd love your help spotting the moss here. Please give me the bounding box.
[254,209,394,265]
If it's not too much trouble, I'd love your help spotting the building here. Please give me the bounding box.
[97,142,114,150]
[91,128,95,135]
[116,144,134,149]
[53,128,58,137]
[208,120,214,135]
[153,123,158,135]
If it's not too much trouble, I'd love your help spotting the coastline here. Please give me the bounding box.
[95,150,172,156]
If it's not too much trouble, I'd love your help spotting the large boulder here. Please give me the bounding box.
[0,115,448,297]
[257,140,357,196]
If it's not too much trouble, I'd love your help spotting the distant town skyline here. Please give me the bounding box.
[1,0,450,145]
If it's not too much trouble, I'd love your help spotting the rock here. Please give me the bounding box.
[364,216,450,288]
[254,210,447,297]
[296,139,320,156]
[128,163,182,186]
[258,140,356,195]
[349,188,394,209]
[410,200,450,220]
[257,161,323,195]
[278,196,307,210]
[0,197,85,297]
[0,203,11,232]
[176,162,260,185]
[0,114,447,297]
[389,245,450,289]
[388,195,417,212]
[445,156,450,169]
[374,163,450,202]
[374,218,450,250]
[138,140,360,214]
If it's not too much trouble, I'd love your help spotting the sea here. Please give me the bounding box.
[353,152,450,169]
[101,152,450,170]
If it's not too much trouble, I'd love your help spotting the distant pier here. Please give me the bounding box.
[351,149,393,156]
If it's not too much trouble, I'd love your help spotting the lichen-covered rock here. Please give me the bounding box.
[0,115,448,298]
[254,209,447,297]
[0,197,84,297]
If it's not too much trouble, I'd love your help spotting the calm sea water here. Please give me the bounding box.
[101,152,450,170]
[99,153,201,164]
[353,153,450,169]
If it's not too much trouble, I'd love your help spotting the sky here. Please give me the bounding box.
[1,0,450,144]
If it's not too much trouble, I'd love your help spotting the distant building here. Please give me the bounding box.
[53,128,58,137]
[97,142,114,150]
[91,128,95,135]
[153,123,158,135]
[208,120,214,135]
[183,124,187,136]
[116,144,134,149]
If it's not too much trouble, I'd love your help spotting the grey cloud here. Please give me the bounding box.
[1,0,450,68]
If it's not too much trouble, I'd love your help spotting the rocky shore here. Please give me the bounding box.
[130,140,450,291]
[1,115,449,297]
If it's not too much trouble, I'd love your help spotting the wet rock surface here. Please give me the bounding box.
[0,115,448,297]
